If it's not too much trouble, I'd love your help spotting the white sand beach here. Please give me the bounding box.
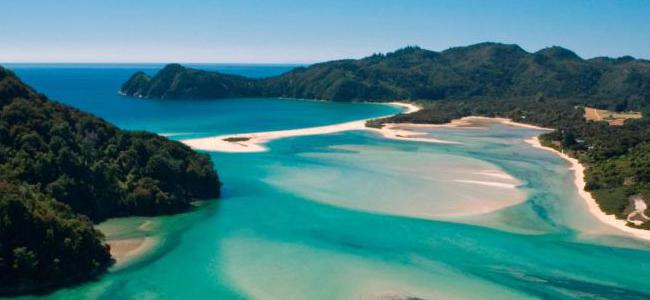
[182,119,369,152]
[381,116,552,131]
[526,136,650,241]
[467,116,553,130]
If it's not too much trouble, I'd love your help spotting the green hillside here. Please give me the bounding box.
[0,66,221,295]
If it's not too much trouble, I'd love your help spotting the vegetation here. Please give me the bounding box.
[0,182,111,295]
[122,43,650,109]
[0,66,221,294]
[121,42,650,228]
[223,136,251,142]
[120,64,260,99]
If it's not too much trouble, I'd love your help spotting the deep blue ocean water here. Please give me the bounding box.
[8,64,397,139]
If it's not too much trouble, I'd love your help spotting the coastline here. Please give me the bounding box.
[458,116,553,130]
[386,114,650,241]
[181,101,458,152]
[97,218,162,269]
[525,136,650,241]
[181,99,650,241]
[447,116,650,241]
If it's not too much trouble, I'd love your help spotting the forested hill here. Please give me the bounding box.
[121,43,650,108]
[0,66,221,295]
[121,64,261,99]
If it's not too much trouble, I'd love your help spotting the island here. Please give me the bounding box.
[0,66,221,295]
[120,42,650,231]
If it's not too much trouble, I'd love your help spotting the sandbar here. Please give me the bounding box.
[181,102,457,152]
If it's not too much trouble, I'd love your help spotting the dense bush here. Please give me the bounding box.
[1,68,221,220]
[121,64,260,99]
[122,43,650,110]
[0,66,221,294]
[0,181,112,295]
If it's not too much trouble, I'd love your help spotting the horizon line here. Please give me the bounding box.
[0,61,312,66]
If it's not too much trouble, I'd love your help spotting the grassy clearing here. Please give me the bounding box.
[584,107,642,126]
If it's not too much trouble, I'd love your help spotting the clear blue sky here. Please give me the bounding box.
[2,0,649,63]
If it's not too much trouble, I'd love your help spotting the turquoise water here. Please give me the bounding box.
[10,64,396,139]
[7,65,650,299]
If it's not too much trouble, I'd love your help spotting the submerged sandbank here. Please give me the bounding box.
[454,179,520,189]
[266,144,527,220]
[180,102,457,152]
[96,218,161,268]
[107,237,158,267]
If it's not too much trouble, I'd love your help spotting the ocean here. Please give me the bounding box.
[6,64,650,299]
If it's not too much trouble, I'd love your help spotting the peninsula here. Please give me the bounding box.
[0,66,221,295]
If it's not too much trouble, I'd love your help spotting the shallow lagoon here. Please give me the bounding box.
[9,65,650,299]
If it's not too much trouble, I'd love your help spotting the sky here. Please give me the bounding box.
[1,0,649,63]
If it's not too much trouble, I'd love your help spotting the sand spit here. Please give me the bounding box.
[180,102,458,152]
